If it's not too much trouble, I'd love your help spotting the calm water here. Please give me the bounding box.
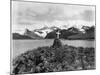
[12,39,95,59]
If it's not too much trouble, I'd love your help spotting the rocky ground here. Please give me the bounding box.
[12,39,95,74]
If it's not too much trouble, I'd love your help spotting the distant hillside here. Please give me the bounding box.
[45,26,95,40]
[24,29,43,39]
[13,33,33,39]
[13,29,43,39]
[34,26,59,38]
[68,32,94,40]
[13,26,95,40]
[68,26,95,40]
[45,27,82,39]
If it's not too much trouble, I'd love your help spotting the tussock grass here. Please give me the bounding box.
[12,45,95,74]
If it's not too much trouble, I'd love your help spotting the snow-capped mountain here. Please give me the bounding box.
[33,26,59,38]
[13,25,95,39]
[24,29,43,39]
[22,25,94,39]
[33,25,85,38]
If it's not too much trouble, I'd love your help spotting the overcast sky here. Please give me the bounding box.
[12,1,95,34]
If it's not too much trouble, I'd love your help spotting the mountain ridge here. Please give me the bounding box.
[13,26,95,40]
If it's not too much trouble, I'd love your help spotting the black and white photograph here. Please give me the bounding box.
[11,0,96,74]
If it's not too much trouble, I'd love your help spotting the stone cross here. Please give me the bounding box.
[56,31,61,39]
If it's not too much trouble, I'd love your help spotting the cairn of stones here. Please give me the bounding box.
[52,30,62,48]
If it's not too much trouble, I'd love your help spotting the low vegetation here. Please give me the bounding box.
[12,44,95,74]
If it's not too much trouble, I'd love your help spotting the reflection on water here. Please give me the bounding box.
[12,39,95,58]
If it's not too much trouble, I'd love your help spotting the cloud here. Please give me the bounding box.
[15,3,95,26]
[61,9,95,22]
[16,6,64,25]
[80,10,95,22]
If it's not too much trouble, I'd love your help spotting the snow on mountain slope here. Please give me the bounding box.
[34,26,59,38]
[34,29,52,38]
[23,25,94,38]
[33,25,87,38]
